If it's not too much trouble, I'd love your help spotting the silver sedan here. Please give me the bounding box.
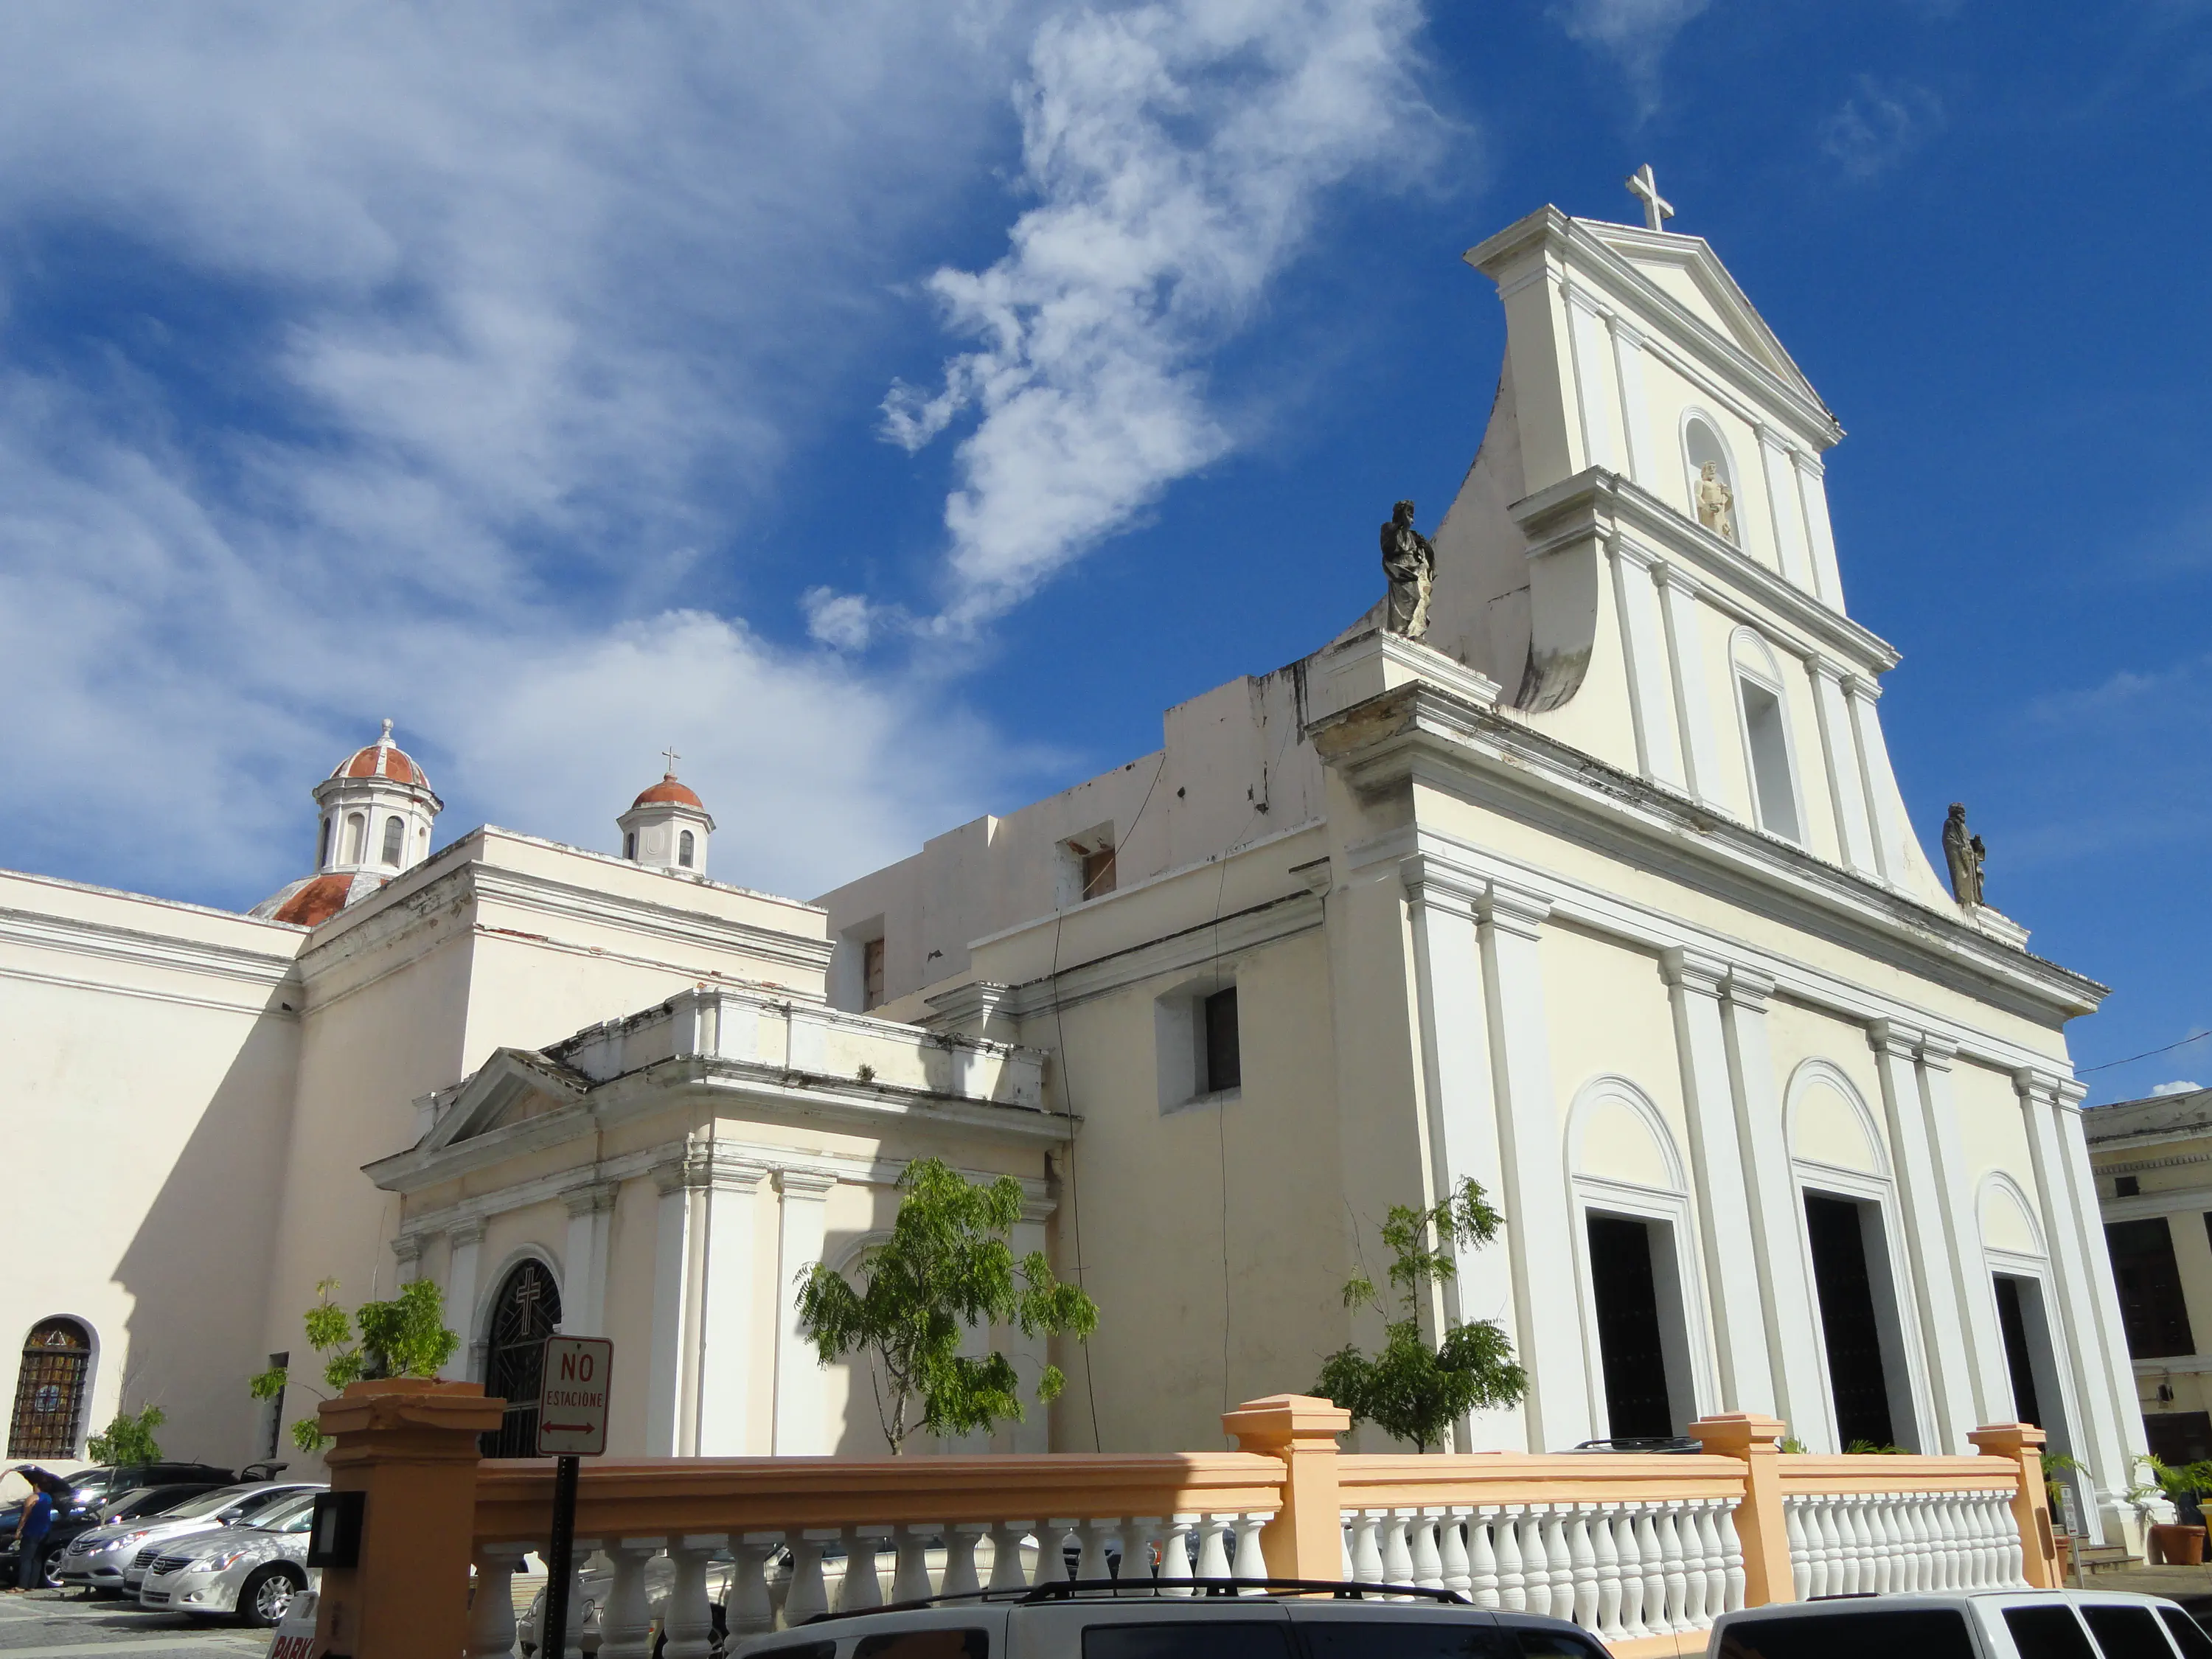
[136,1489,321,1627]
[58,1481,319,1593]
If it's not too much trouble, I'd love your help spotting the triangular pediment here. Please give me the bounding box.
[420,1047,590,1152]
[1575,220,1827,413]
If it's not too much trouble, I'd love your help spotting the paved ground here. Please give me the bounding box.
[0,1589,271,1657]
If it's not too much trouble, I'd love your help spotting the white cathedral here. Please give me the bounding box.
[1,192,2150,1543]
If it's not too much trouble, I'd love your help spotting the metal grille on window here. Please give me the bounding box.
[480,1262,562,1458]
[8,1318,92,1458]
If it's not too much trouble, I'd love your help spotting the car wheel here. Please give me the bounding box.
[239,1565,303,1628]
[38,1548,65,1590]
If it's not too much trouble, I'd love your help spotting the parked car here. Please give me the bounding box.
[0,1480,229,1590]
[734,1579,1608,1659]
[59,1479,320,1593]
[1710,1587,2212,1658]
[137,1487,322,1627]
[58,1461,243,1509]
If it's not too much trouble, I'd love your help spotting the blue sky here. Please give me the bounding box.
[0,1,2205,1100]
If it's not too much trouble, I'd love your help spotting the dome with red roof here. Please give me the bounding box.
[249,718,445,925]
[331,719,431,790]
[631,773,703,810]
[619,754,714,876]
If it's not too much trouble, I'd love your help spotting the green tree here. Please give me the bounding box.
[795,1157,1099,1454]
[86,1405,166,1465]
[250,1277,461,1453]
[1313,1178,1527,1452]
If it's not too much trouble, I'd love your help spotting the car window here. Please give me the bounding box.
[1717,1609,1979,1659]
[167,1486,260,1521]
[2160,1610,2212,1659]
[1300,1621,1514,1659]
[233,1488,304,1518]
[2082,1606,2178,1659]
[1085,1623,1297,1659]
[1510,1630,1609,1659]
[95,1487,158,1520]
[854,1630,988,1659]
[2005,1607,2101,1659]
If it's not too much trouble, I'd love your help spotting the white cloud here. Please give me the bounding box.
[1551,0,1710,115]
[883,0,1446,633]
[1819,77,1946,181]
[2152,1080,2205,1096]
[0,2,1048,905]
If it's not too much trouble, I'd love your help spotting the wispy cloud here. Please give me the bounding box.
[855,0,1447,638]
[1550,0,1711,116]
[1819,76,1946,180]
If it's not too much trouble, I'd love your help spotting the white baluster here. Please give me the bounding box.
[1074,1519,1117,1583]
[987,1521,1034,1591]
[1544,1508,1573,1622]
[1864,1494,1892,1596]
[1198,1515,1237,1585]
[1815,1496,1843,1599]
[1672,1506,1705,1632]
[1656,1508,1688,1635]
[788,1531,834,1626]
[942,1526,985,1598]
[667,1535,733,1657]
[1635,1509,1666,1635]
[1696,1502,1728,1624]
[894,1526,936,1603]
[1158,1517,1194,1595]
[1840,1498,1867,1596]
[466,1546,525,1659]
[1568,1506,1598,1631]
[841,1526,888,1610]
[1616,1508,1649,1641]
[1521,1510,1551,1617]
[1233,1514,1270,1592]
[1785,1498,1812,1601]
[1495,1506,1526,1611]
[1381,1512,1415,1596]
[597,1541,658,1659]
[1891,1495,1919,1592]
[1997,1491,2025,1587]
[1591,1505,1624,1643]
[1467,1509,1500,1609]
[1409,1511,1443,1590]
[1718,1501,1747,1613]
[1439,1511,1471,1600]
[1933,1494,1958,1590]
[1971,1492,1993,1589]
[1341,1516,1354,1580]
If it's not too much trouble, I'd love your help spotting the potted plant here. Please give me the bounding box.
[2132,1456,2212,1564]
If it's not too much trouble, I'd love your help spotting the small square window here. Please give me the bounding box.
[2116,1175,2141,1197]
[1203,986,1240,1094]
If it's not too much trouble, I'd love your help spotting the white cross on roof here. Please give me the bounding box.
[661,745,681,775]
[1626,164,1675,232]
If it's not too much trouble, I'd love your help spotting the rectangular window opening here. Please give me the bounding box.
[1587,1214,1677,1440]
[1203,985,1240,1095]
[2107,1216,2195,1357]
[1080,845,1117,900]
[863,936,886,1012]
[1739,679,1802,843]
[1804,1193,1909,1448]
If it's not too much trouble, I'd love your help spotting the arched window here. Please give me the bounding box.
[380,815,405,866]
[1683,414,1739,545]
[344,813,367,863]
[481,1261,562,1458]
[678,830,695,868]
[1731,630,1803,844]
[8,1318,92,1458]
[317,816,333,868]
[623,831,637,860]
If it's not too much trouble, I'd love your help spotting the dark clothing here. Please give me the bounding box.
[13,1493,51,1589]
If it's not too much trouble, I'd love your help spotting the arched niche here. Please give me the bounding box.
[7,1317,97,1459]
[1681,408,1741,544]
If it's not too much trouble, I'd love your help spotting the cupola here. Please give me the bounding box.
[619,753,714,876]
[251,719,444,926]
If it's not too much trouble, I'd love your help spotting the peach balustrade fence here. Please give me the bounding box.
[305,1382,2059,1659]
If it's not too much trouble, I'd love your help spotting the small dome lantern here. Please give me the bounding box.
[251,718,444,925]
[619,749,714,876]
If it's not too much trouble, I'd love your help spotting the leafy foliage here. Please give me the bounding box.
[86,1405,166,1465]
[251,1278,461,1452]
[1312,1178,1526,1453]
[795,1158,1099,1454]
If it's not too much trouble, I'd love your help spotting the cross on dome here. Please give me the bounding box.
[1626,164,1675,232]
[661,745,681,775]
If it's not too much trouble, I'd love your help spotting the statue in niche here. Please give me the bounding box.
[1380,499,1436,639]
[1942,802,1987,907]
[1695,461,1736,540]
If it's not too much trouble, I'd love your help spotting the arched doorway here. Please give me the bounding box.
[481,1261,561,1458]
[8,1318,92,1458]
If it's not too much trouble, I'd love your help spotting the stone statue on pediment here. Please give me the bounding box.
[1942,802,1986,907]
[1696,462,1736,541]
[1381,499,1435,639]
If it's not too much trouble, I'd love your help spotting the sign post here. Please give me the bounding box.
[536,1335,613,1659]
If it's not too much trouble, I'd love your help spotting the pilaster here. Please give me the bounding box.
[1791,451,1846,611]
[1843,676,1905,886]
[1605,315,1658,487]
[1608,536,1686,790]
[1007,1199,1057,1453]
[1756,426,1815,591]
[444,1219,485,1382]
[1564,285,1621,473]
[560,1180,619,1340]
[1868,1020,1972,1450]
[392,1231,425,1286]
[1476,878,1590,1450]
[1660,949,1775,1414]
[1806,658,1878,876]
[773,1166,838,1455]
[698,1152,770,1455]
[1654,563,1725,807]
[1914,1034,2011,1430]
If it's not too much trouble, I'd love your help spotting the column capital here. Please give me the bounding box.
[1478,878,1552,939]
[392,1232,426,1273]
[1604,313,1648,349]
[1658,946,1730,1001]
[1841,672,1882,704]
[1868,1018,1924,1062]
[447,1217,487,1249]
[1018,1197,1058,1225]
[1652,559,1702,597]
[1610,533,1661,574]
[1400,853,1486,914]
[1790,449,1827,480]
[1755,422,1795,456]
[1722,965,1774,1012]
[776,1166,838,1201]
[2014,1067,2067,1108]
[1806,654,1849,686]
[1915,1031,1960,1071]
[562,1179,620,1219]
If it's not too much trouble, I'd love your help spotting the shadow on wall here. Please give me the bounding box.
[111,993,302,1469]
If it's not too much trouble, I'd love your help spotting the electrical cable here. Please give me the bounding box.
[2079,1030,2212,1074]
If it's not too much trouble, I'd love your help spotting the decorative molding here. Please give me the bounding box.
[561,1180,620,1218]
[448,1217,487,1248]
[775,1167,838,1201]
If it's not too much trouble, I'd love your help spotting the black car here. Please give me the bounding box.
[0,1481,229,1590]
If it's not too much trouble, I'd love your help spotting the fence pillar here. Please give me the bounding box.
[1222,1394,1350,1581]
[1690,1413,1792,1607]
[1970,1422,2059,1588]
[313,1377,507,1659]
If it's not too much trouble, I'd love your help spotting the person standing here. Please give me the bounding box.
[7,1476,52,1593]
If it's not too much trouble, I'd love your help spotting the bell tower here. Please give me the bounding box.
[619,752,714,876]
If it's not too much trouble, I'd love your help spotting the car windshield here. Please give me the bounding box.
[94,1487,159,1520]
[1717,1609,1978,1659]
[161,1485,262,1521]
[252,1493,321,1531]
